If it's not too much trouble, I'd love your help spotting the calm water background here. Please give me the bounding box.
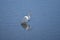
[0,0,60,40]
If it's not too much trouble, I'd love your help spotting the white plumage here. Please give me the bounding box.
[24,15,30,21]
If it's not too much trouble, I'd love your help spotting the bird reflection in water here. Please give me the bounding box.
[21,22,30,30]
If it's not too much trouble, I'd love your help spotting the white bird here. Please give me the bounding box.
[21,12,32,30]
[24,14,31,22]
[22,12,31,23]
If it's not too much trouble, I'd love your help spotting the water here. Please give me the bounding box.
[0,0,60,40]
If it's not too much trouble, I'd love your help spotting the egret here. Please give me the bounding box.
[21,12,32,30]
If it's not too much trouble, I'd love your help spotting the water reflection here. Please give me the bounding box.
[21,22,30,30]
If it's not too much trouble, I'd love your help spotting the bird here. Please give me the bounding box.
[21,11,32,30]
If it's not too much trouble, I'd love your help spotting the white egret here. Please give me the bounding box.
[21,11,32,30]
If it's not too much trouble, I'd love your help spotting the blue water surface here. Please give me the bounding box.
[0,0,60,40]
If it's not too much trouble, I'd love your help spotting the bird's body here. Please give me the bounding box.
[24,15,30,22]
